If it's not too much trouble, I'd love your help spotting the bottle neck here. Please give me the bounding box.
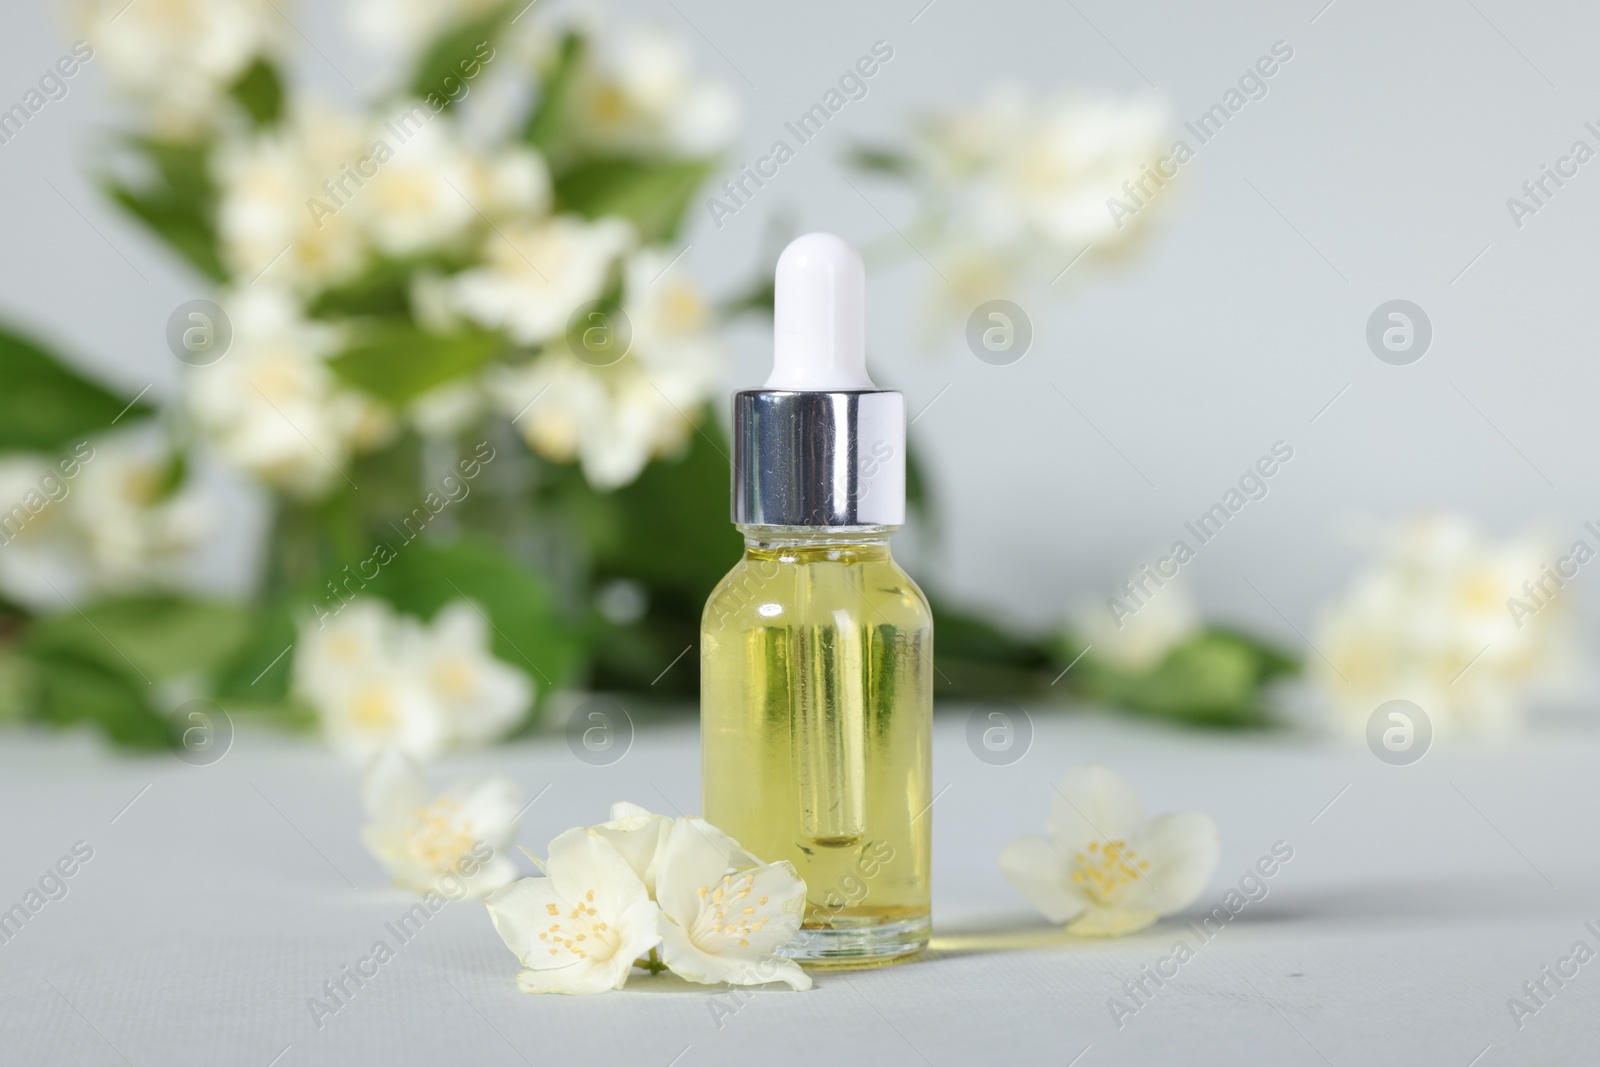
[738,525,896,562]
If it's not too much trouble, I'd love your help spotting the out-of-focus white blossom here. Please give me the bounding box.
[483,246,722,490]
[68,430,213,589]
[1000,764,1219,937]
[450,215,634,346]
[69,0,284,136]
[359,116,481,257]
[568,25,739,156]
[293,596,532,763]
[1076,568,1200,672]
[908,87,1172,305]
[0,432,211,611]
[920,87,1171,251]
[361,749,521,898]
[0,456,81,609]
[400,600,531,746]
[215,99,550,293]
[186,288,390,497]
[215,100,373,293]
[1311,514,1577,740]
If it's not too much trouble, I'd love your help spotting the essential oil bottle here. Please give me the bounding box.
[701,233,932,962]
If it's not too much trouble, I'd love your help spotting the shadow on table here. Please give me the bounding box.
[919,871,1589,964]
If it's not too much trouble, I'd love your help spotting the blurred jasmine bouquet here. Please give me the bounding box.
[1309,514,1578,740]
[848,87,1173,311]
[0,0,1275,752]
[0,0,752,748]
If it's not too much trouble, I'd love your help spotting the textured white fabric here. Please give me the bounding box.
[1,710,1593,1065]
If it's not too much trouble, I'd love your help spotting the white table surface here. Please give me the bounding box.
[2,707,1596,1067]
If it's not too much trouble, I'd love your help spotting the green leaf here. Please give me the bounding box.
[926,599,1057,700]
[25,648,172,749]
[554,157,712,244]
[574,424,738,696]
[307,256,462,320]
[1068,628,1299,729]
[593,422,740,596]
[101,136,226,281]
[27,596,255,682]
[229,57,284,127]
[407,2,513,110]
[0,325,152,451]
[215,601,299,704]
[522,31,585,160]
[845,145,916,178]
[327,324,504,405]
[364,539,583,708]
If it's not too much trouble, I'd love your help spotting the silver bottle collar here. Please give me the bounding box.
[731,389,906,527]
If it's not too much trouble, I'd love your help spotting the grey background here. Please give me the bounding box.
[3,0,1595,642]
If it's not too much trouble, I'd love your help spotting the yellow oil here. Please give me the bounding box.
[701,527,932,960]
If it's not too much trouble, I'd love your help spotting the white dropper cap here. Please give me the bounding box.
[767,232,876,390]
[732,231,903,526]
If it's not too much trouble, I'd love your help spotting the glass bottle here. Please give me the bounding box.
[700,233,932,961]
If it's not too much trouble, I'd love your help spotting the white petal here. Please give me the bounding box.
[448,774,523,849]
[462,855,518,899]
[654,818,737,926]
[723,861,807,954]
[1045,764,1145,855]
[432,599,489,649]
[546,828,651,920]
[360,748,430,826]
[998,835,1090,924]
[1124,811,1220,916]
[484,876,563,964]
[659,918,813,990]
[515,960,625,996]
[590,805,673,895]
[609,801,657,820]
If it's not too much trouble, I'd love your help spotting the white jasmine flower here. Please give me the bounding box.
[292,598,396,705]
[1000,764,1218,937]
[1075,568,1200,671]
[67,430,212,592]
[293,597,533,762]
[488,348,698,490]
[450,216,634,346]
[403,600,533,746]
[69,0,284,136]
[360,749,520,898]
[922,87,1171,252]
[214,101,372,293]
[0,455,92,609]
[186,288,391,496]
[1312,514,1576,739]
[571,26,740,156]
[359,116,478,257]
[0,434,210,610]
[312,663,451,765]
[653,817,812,990]
[589,801,673,895]
[622,248,722,389]
[294,600,450,763]
[485,828,662,994]
[464,147,552,222]
[481,246,721,490]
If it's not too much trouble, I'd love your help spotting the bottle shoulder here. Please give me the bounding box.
[703,551,931,631]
